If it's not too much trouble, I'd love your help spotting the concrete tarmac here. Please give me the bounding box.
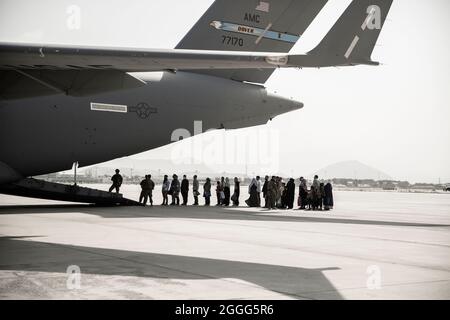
[0,190,449,300]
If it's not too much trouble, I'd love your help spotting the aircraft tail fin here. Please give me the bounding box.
[176,0,329,83]
[308,0,393,65]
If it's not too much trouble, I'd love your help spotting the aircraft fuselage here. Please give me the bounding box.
[0,71,302,184]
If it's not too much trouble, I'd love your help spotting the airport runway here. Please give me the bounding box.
[0,190,449,300]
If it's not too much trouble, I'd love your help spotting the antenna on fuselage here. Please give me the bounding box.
[72,162,79,186]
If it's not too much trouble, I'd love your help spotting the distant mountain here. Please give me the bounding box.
[312,160,393,181]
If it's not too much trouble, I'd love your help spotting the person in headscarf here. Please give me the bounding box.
[319,182,325,211]
[231,177,240,206]
[310,184,319,211]
[324,181,334,211]
[248,177,257,193]
[161,175,170,206]
[298,177,308,210]
[275,177,283,208]
[285,178,296,209]
[266,176,277,210]
[223,177,231,206]
[245,178,259,207]
[192,175,200,206]
[216,180,223,206]
[169,174,180,206]
[203,178,211,206]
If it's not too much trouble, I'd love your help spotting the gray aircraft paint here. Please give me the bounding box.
[176,0,329,83]
[308,0,393,61]
[0,71,301,183]
[0,0,393,188]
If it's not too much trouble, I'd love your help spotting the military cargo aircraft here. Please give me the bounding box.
[0,0,393,202]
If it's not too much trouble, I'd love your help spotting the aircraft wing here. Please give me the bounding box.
[0,42,377,99]
[0,43,294,72]
[0,42,298,99]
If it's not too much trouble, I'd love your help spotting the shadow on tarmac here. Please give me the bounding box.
[0,204,449,228]
[0,236,342,299]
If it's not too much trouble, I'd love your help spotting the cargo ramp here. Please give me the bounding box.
[0,178,141,206]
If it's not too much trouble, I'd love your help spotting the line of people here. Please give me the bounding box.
[138,174,243,207]
[257,175,334,211]
[240,175,334,211]
[160,175,242,207]
[109,169,333,210]
[140,174,334,210]
[298,176,334,211]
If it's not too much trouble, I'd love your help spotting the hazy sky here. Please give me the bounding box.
[1,0,449,183]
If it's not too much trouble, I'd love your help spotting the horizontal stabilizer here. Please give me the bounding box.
[0,39,392,99]
[308,0,393,66]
